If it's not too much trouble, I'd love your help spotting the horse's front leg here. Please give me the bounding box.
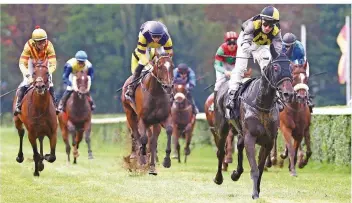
[73,130,84,164]
[85,123,94,159]
[266,134,277,168]
[244,132,260,199]
[137,120,148,166]
[44,130,57,164]
[256,142,273,199]
[172,126,181,163]
[149,124,161,175]
[299,128,312,168]
[28,134,40,176]
[38,137,45,171]
[15,118,25,163]
[161,115,173,168]
[214,120,229,185]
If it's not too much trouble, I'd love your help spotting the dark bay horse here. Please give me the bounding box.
[204,92,234,171]
[171,82,196,163]
[13,59,57,176]
[214,45,294,199]
[121,53,174,175]
[58,70,93,164]
[268,62,312,176]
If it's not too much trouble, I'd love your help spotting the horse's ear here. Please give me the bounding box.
[270,44,279,60]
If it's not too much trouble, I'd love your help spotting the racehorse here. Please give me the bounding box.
[171,82,196,163]
[13,59,57,176]
[204,68,253,171]
[214,45,294,199]
[121,53,174,175]
[58,70,93,164]
[267,61,312,176]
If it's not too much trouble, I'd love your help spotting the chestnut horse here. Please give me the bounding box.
[214,46,294,199]
[13,59,57,176]
[268,62,312,176]
[171,82,196,163]
[121,53,174,175]
[58,70,93,164]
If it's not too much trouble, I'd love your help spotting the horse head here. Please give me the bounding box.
[75,70,90,99]
[151,53,174,94]
[32,59,50,95]
[291,61,309,104]
[173,82,188,108]
[262,45,294,102]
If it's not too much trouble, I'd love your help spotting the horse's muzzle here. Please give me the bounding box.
[35,84,47,95]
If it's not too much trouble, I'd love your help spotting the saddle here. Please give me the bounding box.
[230,77,257,119]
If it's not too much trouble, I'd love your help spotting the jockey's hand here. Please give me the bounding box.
[225,71,231,79]
[26,74,34,84]
[187,84,194,91]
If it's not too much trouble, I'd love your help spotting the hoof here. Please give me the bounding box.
[33,171,40,176]
[162,157,171,168]
[171,154,178,159]
[44,154,56,163]
[213,177,223,185]
[271,157,277,165]
[290,171,297,177]
[298,161,306,169]
[280,153,287,159]
[16,156,24,163]
[252,194,259,199]
[149,166,158,176]
[222,163,228,171]
[129,152,137,159]
[88,153,94,160]
[38,161,44,171]
[73,158,77,164]
[231,170,241,181]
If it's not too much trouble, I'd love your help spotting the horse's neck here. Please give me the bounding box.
[255,76,277,110]
[145,74,164,94]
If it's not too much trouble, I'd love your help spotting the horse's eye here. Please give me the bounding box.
[273,65,279,71]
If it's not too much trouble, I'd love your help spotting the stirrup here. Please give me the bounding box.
[14,107,21,116]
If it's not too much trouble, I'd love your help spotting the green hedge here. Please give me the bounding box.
[1,113,350,165]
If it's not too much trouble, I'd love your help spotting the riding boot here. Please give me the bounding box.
[49,87,59,115]
[88,94,96,111]
[190,97,199,115]
[13,86,28,116]
[226,90,237,110]
[125,64,145,100]
[58,90,72,112]
[277,98,285,112]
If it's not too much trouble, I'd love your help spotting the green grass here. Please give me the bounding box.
[0,126,350,203]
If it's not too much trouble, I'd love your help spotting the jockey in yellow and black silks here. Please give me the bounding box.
[14,26,59,116]
[125,21,173,100]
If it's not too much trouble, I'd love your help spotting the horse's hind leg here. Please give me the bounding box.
[38,137,45,172]
[85,124,94,159]
[231,134,244,181]
[28,135,40,176]
[172,128,181,163]
[224,130,234,164]
[14,117,25,163]
[61,125,71,163]
[266,134,277,168]
[44,131,57,163]
[213,120,229,185]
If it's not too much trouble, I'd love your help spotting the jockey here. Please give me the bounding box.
[125,21,173,100]
[282,32,314,112]
[14,26,59,116]
[58,50,96,112]
[226,6,282,118]
[173,63,199,115]
[213,31,239,112]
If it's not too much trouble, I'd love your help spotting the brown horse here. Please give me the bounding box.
[171,82,196,163]
[13,59,57,176]
[268,62,312,176]
[121,53,174,175]
[204,92,234,171]
[58,70,93,164]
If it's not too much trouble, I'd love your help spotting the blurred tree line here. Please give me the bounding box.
[0,4,350,114]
